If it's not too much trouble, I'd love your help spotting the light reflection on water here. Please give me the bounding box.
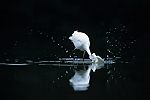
[69,60,105,91]
[0,58,114,91]
[0,58,142,100]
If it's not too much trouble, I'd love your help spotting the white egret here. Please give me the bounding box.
[69,30,104,64]
[69,30,91,59]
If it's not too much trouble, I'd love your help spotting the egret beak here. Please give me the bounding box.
[69,36,72,40]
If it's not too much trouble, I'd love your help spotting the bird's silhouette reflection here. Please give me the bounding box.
[69,59,104,91]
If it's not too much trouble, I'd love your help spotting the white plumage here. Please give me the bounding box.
[69,30,91,57]
[69,30,104,64]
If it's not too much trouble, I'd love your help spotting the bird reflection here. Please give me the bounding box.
[69,59,104,91]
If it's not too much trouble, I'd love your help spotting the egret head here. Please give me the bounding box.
[69,30,79,41]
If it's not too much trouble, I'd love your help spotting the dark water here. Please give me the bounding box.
[0,60,143,100]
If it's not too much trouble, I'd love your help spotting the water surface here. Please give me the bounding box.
[0,58,143,100]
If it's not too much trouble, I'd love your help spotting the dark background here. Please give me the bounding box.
[0,0,149,61]
[0,0,148,99]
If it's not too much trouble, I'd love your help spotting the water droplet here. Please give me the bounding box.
[123,25,126,28]
[15,59,19,62]
[107,49,111,52]
[107,80,109,83]
[40,32,43,35]
[66,50,68,53]
[74,56,77,58]
[52,81,55,83]
[66,71,68,74]
[107,70,111,74]
[131,41,134,44]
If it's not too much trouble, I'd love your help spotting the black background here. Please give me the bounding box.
[0,0,149,99]
[0,0,149,59]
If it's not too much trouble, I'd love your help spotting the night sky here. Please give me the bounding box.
[0,0,149,61]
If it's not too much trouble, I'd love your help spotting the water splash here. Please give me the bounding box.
[105,24,136,62]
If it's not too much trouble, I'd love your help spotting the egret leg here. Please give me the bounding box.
[82,51,85,61]
[83,51,86,70]
[82,51,86,70]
